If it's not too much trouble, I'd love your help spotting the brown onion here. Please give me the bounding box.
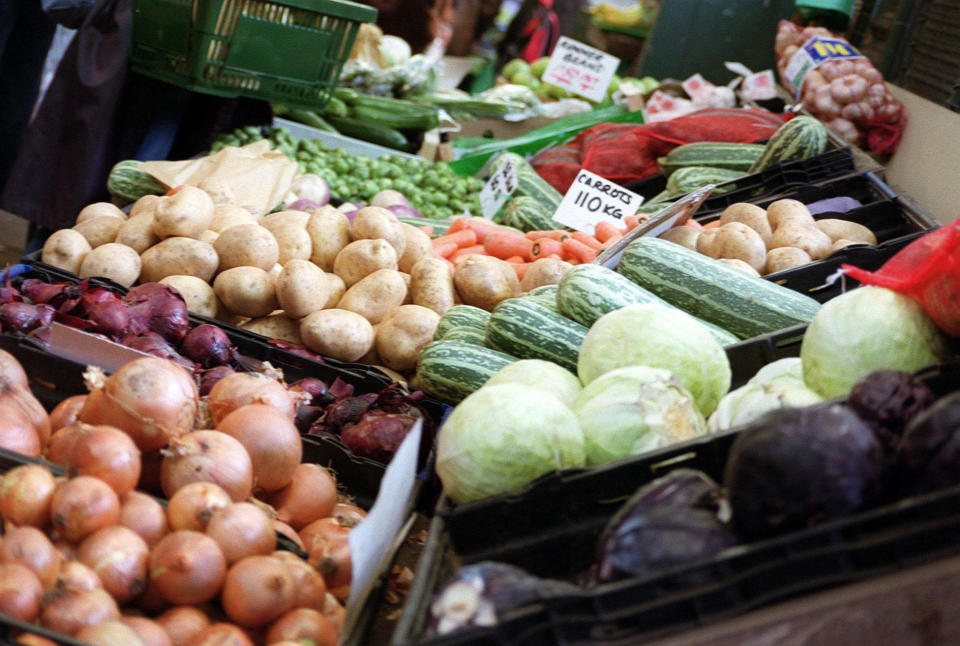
[267,463,337,530]
[77,526,149,604]
[156,606,211,646]
[0,561,43,621]
[50,560,102,593]
[166,482,232,532]
[0,381,51,447]
[271,521,304,551]
[207,373,296,425]
[49,395,87,433]
[119,491,169,547]
[194,623,253,646]
[149,531,226,605]
[221,555,296,627]
[0,404,41,457]
[50,476,120,542]
[331,502,367,526]
[66,424,142,495]
[121,616,174,646]
[45,423,85,465]
[322,593,346,633]
[265,608,337,646]
[300,518,352,600]
[0,348,29,390]
[0,464,57,528]
[75,620,147,646]
[160,430,253,502]
[216,404,302,493]
[53,539,78,563]
[272,551,327,611]
[40,587,120,636]
[205,502,276,565]
[134,578,172,614]
[78,359,199,451]
[0,526,63,589]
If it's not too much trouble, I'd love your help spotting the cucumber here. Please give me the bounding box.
[416,340,517,403]
[491,152,563,212]
[106,160,167,205]
[434,305,491,340]
[618,237,821,339]
[522,284,559,311]
[657,142,766,177]
[323,96,350,118]
[748,115,830,173]
[440,326,488,346]
[485,298,587,372]
[324,115,409,150]
[666,166,747,195]
[502,196,559,232]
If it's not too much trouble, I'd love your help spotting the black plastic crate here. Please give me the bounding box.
[393,360,960,646]
[722,323,806,390]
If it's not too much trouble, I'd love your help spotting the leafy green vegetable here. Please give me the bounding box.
[483,360,582,405]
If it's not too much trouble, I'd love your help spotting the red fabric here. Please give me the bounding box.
[842,219,960,336]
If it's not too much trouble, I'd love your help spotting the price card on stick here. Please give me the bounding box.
[552,169,644,235]
[479,154,519,219]
[541,36,621,103]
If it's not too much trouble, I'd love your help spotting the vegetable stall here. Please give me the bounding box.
[1,2,959,646]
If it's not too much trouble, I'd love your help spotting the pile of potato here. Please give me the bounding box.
[39,187,557,377]
[660,199,879,276]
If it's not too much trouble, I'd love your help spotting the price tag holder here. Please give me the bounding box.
[552,169,644,235]
[479,154,519,219]
[541,36,620,103]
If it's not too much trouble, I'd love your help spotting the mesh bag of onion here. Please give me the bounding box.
[774,20,907,156]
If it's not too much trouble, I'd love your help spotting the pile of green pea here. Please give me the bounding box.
[211,126,484,218]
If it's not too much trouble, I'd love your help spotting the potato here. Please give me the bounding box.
[659,225,702,251]
[717,258,761,277]
[129,195,161,219]
[410,257,455,316]
[276,259,331,319]
[213,266,277,318]
[260,210,310,233]
[375,305,441,372]
[322,272,345,309]
[76,202,126,224]
[358,326,381,364]
[73,216,122,248]
[307,206,351,272]
[159,275,219,317]
[241,313,302,344]
[210,205,257,233]
[271,224,312,265]
[41,229,91,274]
[765,247,812,274]
[349,206,405,257]
[115,214,160,253]
[78,243,141,287]
[333,239,398,287]
[397,223,432,273]
[830,238,859,253]
[718,202,772,246]
[140,237,218,283]
[268,263,283,281]
[153,186,215,239]
[213,224,279,272]
[766,199,814,230]
[520,258,572,292]
[336,269,407,324]
[400,272,412,304]
[299,309,374,362]
[770,223,832,261]
[815,218,878,245]
[697,222,767,273]
[196,176,236,205]
[454,256,520,311]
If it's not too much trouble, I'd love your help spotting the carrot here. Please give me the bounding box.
[462,217,506,243]
[683,220,705,232]
[545,253,565,261]
[432,240,459,258]
[703,219,721,229]
[445,217,472,235]
[449,244,487,263]
[600,233,623,250]
[525,230,570,241]
[623,215,641,231]
[418,225,435,237]
[571,231,603,251]
[509,262,532,281]
[505,255,525,263]
[164,185,188,196]
[594,221,623,243]
[483,231,535,261]
[562,237,597,264]
[431,229,477,251]
[530,238,564,259]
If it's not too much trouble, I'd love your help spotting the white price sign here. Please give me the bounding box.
[541,36,620,103]
[552,169,643,235]
[479,154,519,219]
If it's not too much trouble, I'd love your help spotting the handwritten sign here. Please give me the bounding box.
[553,169,643,235]
[784,36,864,98]
[479,154,519,219]
[541,36,620,103]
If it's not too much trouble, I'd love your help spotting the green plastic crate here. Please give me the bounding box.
[131,0,377,112]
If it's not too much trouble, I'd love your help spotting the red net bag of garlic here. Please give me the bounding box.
[775,20,907,156]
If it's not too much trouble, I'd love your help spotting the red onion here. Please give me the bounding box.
[180,324,235,368]
[290,378,328,403]
[122,332,196,372]
[370,189,410,209]
[88,300,130,339]
[124,283,190,343]
[267,339,327,363]
[75,287,121,316]
[0,302,55,334]
[288,199,321,211]
[0,274,20,304]
[327,377,355,400]
[386,204,424,219]
[19,279,76,306]
[199,366,236,397]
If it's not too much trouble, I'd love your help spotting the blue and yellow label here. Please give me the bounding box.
[784,36,864,99]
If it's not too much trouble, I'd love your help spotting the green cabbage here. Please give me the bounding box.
[572,366,707,465]
[435,384,586,504]
[577,303,732,416]
[708,379,823,432]
[801,287,953,399]
[484,359,582,406]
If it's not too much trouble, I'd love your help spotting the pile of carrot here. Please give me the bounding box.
[429,216,648,280]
